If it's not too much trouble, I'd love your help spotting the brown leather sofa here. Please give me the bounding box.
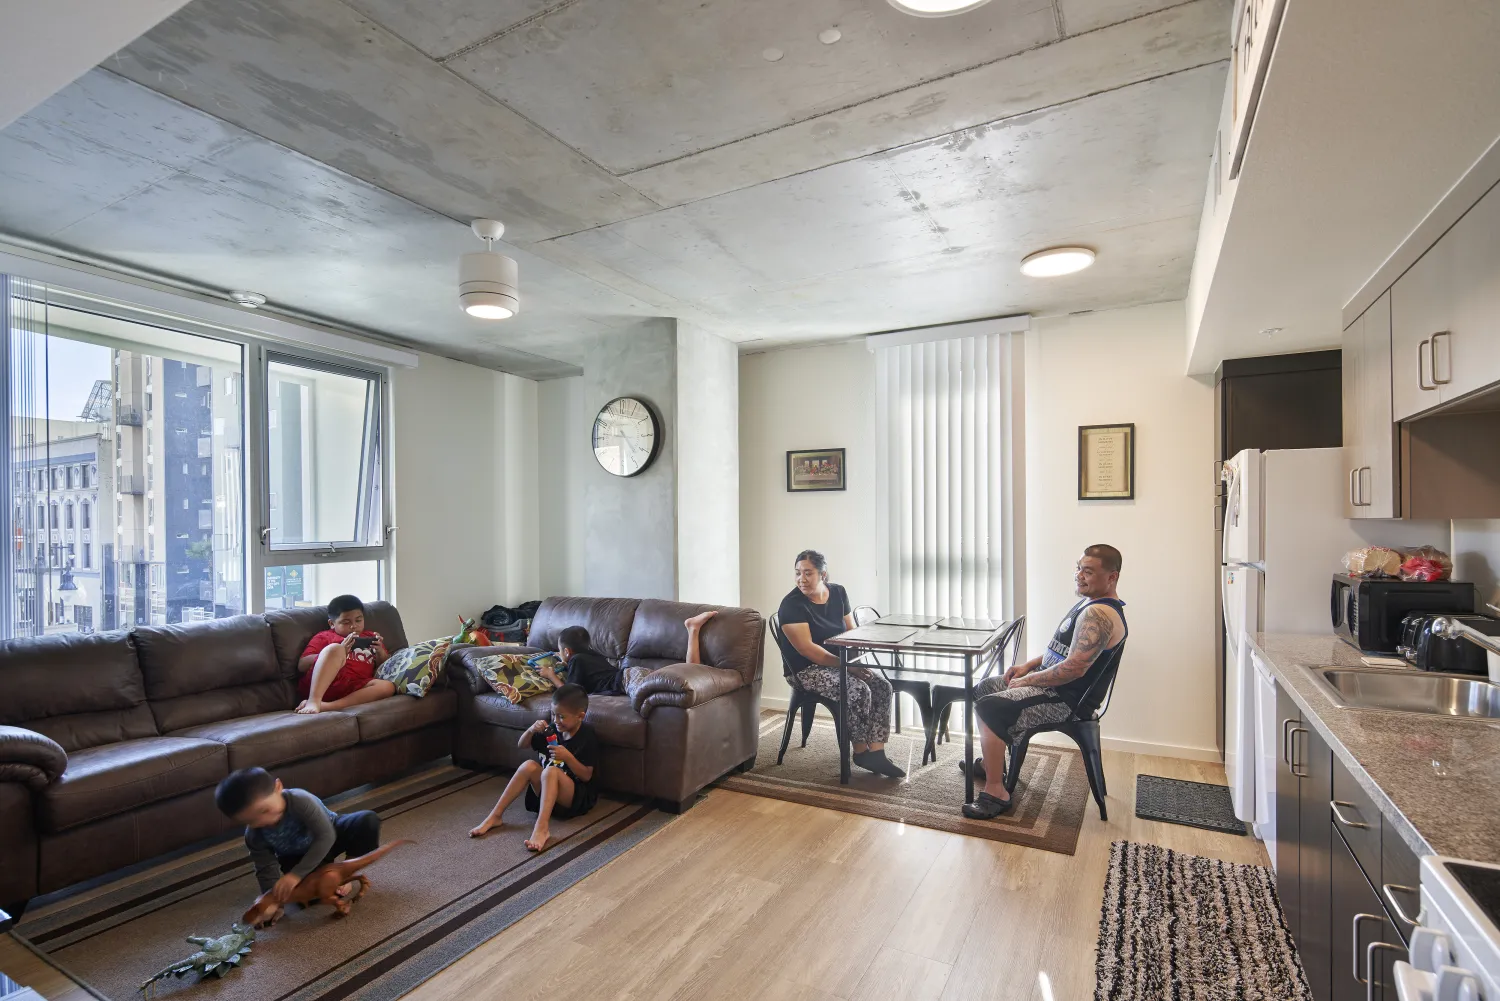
[0,602,455,913]
[449,597,764,812]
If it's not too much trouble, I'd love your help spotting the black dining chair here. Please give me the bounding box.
[768,612,847,766]
[851,605,935,745]
[1000,638,1126,821]
[930,616,1026,757]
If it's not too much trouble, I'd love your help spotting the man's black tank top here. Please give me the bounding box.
[1042,596,1128,717]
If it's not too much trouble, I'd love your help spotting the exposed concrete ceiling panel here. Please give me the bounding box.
[341,0,552,60]
[549,65,1221,339]
[449,0,1061,173]
[107,0,659,244]
[0,72,662,378]
[1057,0,1191,35]
[626,0,1229,207]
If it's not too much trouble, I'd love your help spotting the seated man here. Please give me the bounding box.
[961,544,1127,820]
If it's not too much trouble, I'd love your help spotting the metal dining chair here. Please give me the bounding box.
[768,612,847,766]
[930,616,1027,758]
[850,605,936,745]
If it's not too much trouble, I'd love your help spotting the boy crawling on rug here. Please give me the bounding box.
[468,684,600,851]
[217,767,381,927]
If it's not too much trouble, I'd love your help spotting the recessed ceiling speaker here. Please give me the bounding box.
[460,219,519,319]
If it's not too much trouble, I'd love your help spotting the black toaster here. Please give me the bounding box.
[1397,612,1500,674]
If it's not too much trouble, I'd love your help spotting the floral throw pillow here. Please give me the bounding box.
[375,637,452,698]
[475,653,556,705]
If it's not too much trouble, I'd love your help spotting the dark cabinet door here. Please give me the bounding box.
[1299,721,1335,1001]
[1276,687,1303,943]
[1330,828,1406,1001]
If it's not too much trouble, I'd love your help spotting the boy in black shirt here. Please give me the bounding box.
[468,684,600,851]
[539,613,717,696]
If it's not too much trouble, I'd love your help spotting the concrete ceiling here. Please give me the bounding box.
[0,0,1229,375]
[1187,0,1500,374]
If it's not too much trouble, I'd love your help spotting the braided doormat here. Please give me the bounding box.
[1096,841,1310,1000]
[1135,775,1248,835]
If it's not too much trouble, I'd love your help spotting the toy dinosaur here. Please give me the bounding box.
[138,923,255,995]
[241,839,413,928]
[456,615,491,646]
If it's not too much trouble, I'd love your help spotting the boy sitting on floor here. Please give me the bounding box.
[296,594,396,714]
[216,766,381,927]
[537,610,718,696]
[468,684,600,851]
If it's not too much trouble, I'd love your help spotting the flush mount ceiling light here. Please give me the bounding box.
[459,219,519,319]
[1019,246,1096,278]
[229,290,267,308]
[887,0,994,16]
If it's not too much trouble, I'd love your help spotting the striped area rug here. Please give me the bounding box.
[14,764,674,1001]
[1095,841,1311,1001]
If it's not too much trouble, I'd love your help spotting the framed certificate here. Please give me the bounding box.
[1078,424,1135,500]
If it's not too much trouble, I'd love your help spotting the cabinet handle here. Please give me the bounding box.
[1331,800,1371,829]
[1290,727,1308,777]
[1367,941,1404,1001]
[1353,913,1385,982]
[1382,883,1420,928]
[1419,338,1436,391]
[1349,468,1359,507]
[1358,466,1371,507]
[1281,718,1295,764]
[1432,331,1452,385]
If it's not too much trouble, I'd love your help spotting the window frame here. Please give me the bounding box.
[252,345,392,580]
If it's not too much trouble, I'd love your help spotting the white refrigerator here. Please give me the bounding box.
[1220,447,1421,853]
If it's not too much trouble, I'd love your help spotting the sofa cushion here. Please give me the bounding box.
[40,736,227,833]
[527,597,640,662]
[171,711,359,770]
[583,695,648,750]
[266,601,411,678]
[340,690,457,743]
[0,631,158,751]
[136,616,291,733]
[632,600,764,685]
[469,692,646,750]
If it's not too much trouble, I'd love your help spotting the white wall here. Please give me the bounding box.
[537,375,587,597]
[1453,521,1500,610]
[1026,302,1219,759]
[391,352,540,641]
[740,342,880,707]
[676,324,740,605]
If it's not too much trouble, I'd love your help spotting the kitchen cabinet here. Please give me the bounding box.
[1391,178,1500,420]
[1275,683,1409,1001]
[1341,293,1396,519]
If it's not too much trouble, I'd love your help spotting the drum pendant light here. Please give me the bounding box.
[459,219,519,319]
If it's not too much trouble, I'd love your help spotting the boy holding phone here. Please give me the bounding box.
[295,594,397,714]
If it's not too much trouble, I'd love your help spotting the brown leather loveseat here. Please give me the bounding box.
[0,601,453,913]
[448,597,764,812]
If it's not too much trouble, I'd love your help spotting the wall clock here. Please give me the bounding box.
[592,396,660,477]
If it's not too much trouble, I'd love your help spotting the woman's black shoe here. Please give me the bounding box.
[853,750,907,778]
[957,757,988,781]
[961,791,1014,820]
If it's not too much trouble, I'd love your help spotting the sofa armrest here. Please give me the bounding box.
[0,726,67,790]
[631,663,746,717]
[445,644,540,695]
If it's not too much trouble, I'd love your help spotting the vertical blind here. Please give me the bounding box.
[874,332,1022,622]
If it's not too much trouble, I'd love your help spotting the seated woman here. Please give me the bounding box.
[778,550,905,778]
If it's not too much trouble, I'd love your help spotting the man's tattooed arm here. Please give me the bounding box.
[1022,605,1114,688]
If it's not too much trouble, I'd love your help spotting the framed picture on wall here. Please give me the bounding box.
[787,448,846,492]
[1078,424,1135,500]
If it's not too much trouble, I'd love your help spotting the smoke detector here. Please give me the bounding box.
[229,290,267,308]
[460,219,519,320]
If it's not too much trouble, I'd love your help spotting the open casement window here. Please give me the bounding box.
[260,352,388,578]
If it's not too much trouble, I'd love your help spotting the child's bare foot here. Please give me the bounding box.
[684,610,717,630]
[295,700,324,715]
[524,826,551,852]
[469,819,500,838]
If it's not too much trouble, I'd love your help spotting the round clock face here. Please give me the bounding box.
[592,396,659,477]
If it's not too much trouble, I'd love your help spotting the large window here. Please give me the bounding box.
[2,276,391,638]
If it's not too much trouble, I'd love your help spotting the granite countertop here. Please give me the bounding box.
[1251,632,1500,863]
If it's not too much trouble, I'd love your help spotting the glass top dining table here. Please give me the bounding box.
[825,613,1014,803]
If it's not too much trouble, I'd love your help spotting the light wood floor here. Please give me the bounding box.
[2,749,1266,1001]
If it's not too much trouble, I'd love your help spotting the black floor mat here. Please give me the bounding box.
[1134,775,1248,835]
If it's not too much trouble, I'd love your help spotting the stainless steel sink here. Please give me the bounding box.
[1305,666,1500,719]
